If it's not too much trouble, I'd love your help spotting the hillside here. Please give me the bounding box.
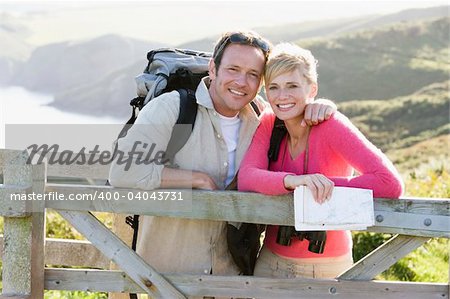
[340,80,449,151]
[10,34,165,94]
[50,60,143,120]
[386,134,449,174]
[306,17,449,101]
[51,17,449,121]
[179,5,449,51]
[0,12,33,85]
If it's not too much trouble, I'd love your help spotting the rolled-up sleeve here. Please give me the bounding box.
[109,91,180,190]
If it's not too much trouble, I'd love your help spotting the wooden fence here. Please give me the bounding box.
[0,149,449,298]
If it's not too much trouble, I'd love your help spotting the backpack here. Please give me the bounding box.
[117,48,212,150]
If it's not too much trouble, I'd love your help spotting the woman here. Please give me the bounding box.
[238,43,404,279]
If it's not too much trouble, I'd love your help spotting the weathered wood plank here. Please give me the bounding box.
[338,235,430,280]
[45,185,292,225]
[44,268,449,299]
[1,150,32,297]
[0,149,24,166]
[374,197,450,216]
[57,210,186,298]
[374,210,450,231]
[44,185,450,237]
[0,185,30,217]
[0,235,110,268]
[30,164,46,299]
[45,154,109,180]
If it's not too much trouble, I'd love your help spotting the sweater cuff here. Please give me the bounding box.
[267,171,297,195]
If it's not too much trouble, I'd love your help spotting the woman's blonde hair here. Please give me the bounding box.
[264,43,318,85]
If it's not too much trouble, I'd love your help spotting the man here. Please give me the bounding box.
[109,31,335,288]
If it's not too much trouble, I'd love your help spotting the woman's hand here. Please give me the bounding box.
[284,174,334,204]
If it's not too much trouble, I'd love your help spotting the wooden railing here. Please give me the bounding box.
[0,149,449,298]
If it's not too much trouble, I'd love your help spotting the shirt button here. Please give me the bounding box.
[213,111,218,116]
[224,162,228,167]
[217,134,221,139]
[204,269,209,274]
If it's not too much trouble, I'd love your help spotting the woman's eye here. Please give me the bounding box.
[268,86,278,90]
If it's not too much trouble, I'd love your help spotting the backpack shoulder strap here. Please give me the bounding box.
[268,117,287,162]
[250,100,261,116]
[164,88,198,165]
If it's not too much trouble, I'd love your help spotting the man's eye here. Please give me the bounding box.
[268,86,278,90]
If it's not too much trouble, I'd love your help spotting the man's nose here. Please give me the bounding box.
[234,73,247,86]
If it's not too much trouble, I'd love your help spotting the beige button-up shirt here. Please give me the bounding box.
[109,77,263,275]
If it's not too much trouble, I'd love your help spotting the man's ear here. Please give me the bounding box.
[209,59,216,80]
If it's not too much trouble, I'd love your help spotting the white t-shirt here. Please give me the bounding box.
[218,113,241,186]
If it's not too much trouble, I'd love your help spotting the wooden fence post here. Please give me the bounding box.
[30,163,46,299]
[2,151,33,297]
[1,152,46,298]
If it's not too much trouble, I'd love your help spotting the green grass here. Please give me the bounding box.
[44,291,107,299]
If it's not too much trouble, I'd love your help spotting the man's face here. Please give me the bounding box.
[208,44,265,117]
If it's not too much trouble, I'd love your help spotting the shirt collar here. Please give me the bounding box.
[195,77,215,110]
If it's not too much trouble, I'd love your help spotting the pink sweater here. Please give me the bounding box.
[238,111,404,258]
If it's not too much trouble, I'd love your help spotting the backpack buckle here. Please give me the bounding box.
[130,97,145,109]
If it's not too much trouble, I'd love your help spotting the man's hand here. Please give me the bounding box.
[161,168,218,190]
[302,98,337,127]
[192,171,219,190]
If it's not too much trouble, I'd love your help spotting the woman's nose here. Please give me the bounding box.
[279,88,290,100]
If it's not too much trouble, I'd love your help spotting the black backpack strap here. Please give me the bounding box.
[268,117,287,162]
[110,96,145,164]
[250,100,261,116]
[164,88,198,166]
[118,96,146,139]
[125,215,140,251]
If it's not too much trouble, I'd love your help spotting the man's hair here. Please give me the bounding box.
[212,31,272,72]
[264,43,318,86]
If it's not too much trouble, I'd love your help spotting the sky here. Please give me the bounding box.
[0,0,448,45]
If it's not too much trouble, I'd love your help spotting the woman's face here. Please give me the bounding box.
[266,69,317,121]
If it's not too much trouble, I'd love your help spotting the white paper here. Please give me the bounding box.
[294,186,374,231]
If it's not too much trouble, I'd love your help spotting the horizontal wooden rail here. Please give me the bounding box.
[0,149,110,180]
[44,268,449,299]
[0,236,109,268]
[41,184,450,237]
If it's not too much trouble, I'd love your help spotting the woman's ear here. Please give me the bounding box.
[309,83,318,98]
[208,59,216,80]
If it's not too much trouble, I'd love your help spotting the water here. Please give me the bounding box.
[0,86,123,148]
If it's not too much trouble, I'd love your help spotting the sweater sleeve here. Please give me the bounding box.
[323,112,404,198]
[108,91,180,190]
[238,111,296,195]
